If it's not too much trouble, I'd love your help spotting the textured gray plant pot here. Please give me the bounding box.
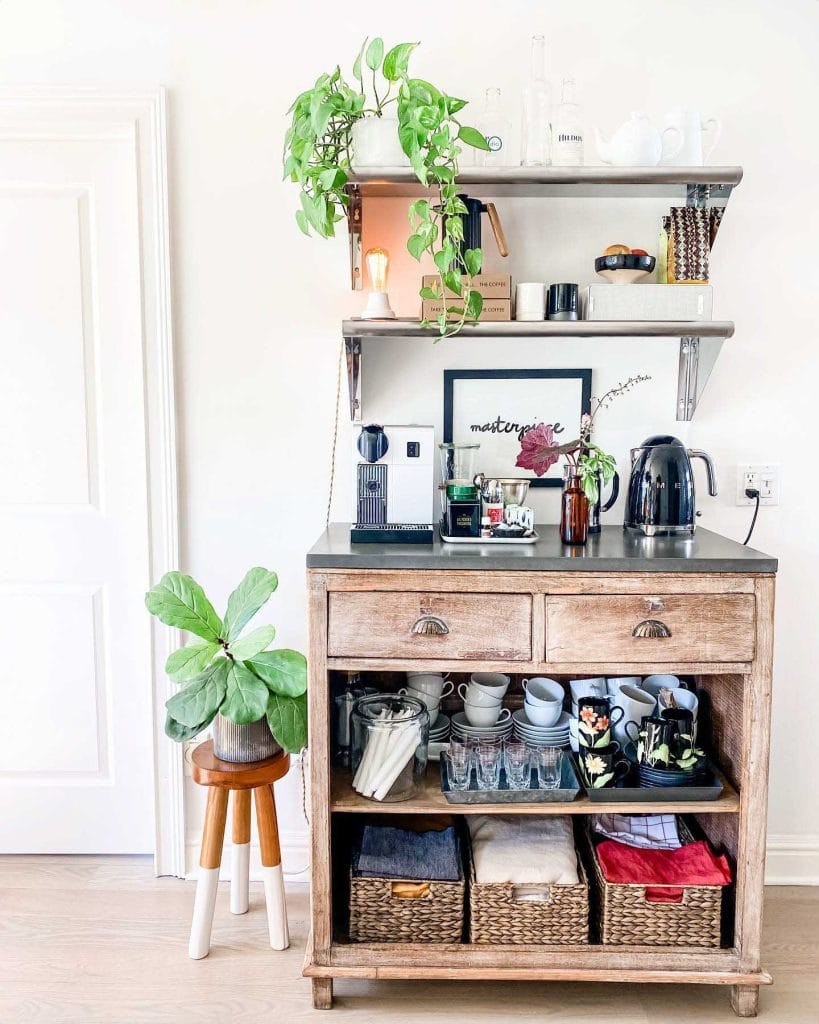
[212,713,280,763]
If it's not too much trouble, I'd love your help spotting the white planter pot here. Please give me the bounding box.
[351,116,409,171]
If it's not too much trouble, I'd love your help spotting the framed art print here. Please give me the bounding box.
[443,368,592,487]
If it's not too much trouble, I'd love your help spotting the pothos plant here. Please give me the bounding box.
[515,376,651,504]
[283,38,490,340]
[145,568,307,753]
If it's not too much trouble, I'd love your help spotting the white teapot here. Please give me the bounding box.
[594,112,683,167]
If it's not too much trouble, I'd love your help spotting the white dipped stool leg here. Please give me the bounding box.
[189,787,228,959]
[254,784,290,950]
[230,789,251,915]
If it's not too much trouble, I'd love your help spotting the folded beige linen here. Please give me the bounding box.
[468,814,579,884]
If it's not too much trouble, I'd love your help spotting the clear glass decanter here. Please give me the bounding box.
[521,34,552,166]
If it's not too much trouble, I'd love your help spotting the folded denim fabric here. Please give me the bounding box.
[353,822,461,881]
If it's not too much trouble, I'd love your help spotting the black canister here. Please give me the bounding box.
[446,485,481,538]
[547,282,579,321]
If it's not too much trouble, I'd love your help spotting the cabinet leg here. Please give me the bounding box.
[312,977,333,1010]
[731,985,760,1017]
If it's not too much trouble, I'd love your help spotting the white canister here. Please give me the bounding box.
[515,282,546,321]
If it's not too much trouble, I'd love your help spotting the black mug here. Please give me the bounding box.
[578,696,624,749]
[662,707,697,760]
[633,715,679,768]
[579,742,629,789]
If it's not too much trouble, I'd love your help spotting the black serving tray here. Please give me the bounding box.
[439,754,580,804]
[574,752,724,803]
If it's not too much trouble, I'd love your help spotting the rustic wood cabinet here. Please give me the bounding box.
[303,527,776,1017]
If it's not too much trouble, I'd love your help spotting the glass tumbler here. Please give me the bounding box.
[444,749,472,791]
[503,740,533,789]
[533,746,564,789]
[476,742,502,790]
[351,694,429,802]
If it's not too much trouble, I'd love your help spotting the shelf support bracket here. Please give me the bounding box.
[677,335,723,421]
[346,185,362,291]
[345,336,362,421]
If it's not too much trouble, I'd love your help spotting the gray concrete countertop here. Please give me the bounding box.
[306,525,777,573]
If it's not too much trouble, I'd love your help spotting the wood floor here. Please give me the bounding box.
[1,857,816,1023]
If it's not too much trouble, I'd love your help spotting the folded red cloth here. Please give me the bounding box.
[596,839,732,904]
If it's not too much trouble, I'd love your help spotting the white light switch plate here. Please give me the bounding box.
[736,464,781,506]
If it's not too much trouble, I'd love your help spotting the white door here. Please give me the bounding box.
[0,102,169,852]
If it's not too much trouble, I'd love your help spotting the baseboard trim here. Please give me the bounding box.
[765,834,819,885]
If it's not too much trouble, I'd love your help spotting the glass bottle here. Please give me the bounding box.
[478,88,512,168]
[521,34,552,166]
[551,76,584,167]
[560,472,589,545]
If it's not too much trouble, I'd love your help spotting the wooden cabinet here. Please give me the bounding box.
[305,566,775,1018]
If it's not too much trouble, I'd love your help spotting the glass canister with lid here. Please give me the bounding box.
[351,694,429,802]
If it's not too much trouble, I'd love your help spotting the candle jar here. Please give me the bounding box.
[560,472,589,545]
[351,694,429,802]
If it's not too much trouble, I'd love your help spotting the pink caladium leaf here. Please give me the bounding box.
[515,422,561,477]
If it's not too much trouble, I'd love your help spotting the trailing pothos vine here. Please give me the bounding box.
[283,38,490,340]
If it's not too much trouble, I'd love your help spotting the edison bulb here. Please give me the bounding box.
[361,246,396,319]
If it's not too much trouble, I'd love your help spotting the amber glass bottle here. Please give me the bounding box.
[560,474,589,545]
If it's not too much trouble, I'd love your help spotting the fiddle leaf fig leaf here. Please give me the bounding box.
[221,661,269,725]
[165,661,227,728]
[165,640,221,682]
[266,692,308,754]
[223,567,278,640]
[228,624,277,661]
[145,572,223,642]
[165,709,216,743]
[248,649,307,697]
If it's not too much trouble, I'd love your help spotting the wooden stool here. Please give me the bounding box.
[188,740,290,959]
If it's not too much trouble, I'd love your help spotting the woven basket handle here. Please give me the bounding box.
[642,885,686,904]
[511,884,553,903]
[390,881,431,900]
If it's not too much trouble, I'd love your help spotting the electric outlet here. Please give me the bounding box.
[736,464,781,506]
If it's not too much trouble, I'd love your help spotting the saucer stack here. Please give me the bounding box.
[512,709,571,747]
[450,711,513,742]
[428,712,451,744]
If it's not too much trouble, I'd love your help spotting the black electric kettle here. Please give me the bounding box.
[446,194,509,267]
[624,435,717,536]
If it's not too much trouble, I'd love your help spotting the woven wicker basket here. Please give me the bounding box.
[588,820,723,947]
[469,855,589,945]
[348,869,465,943]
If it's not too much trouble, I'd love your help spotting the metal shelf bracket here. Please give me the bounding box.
[345,336,362,420]
[346,185,362,291]
[677,335,723,421]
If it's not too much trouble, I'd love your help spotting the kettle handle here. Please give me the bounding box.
[484,203,509,258]
[688,449,718,496]
[601,470,620,512]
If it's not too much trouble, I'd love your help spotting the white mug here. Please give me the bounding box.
[464,703,511,728]
[457,681,502,708]
[569,718,579,753]
[522,677,564,706]
[569,677,607,703]
[524,700,562,728]
[662,108,722,166]
[642,674,681,699]
[613,684,656,747]
[406,672,453,699]
[606,676,642,696]
[469,672,510,697]
[515,282,546,321]
[399,686,441,725]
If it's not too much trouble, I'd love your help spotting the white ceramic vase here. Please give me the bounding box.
[351,115,409,170]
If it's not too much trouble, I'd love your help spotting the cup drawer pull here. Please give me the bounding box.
[632,618,672,639]
[411,615,450,636]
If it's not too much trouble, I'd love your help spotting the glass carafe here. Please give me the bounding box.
[521,34,552,166]
[478,88,512,168]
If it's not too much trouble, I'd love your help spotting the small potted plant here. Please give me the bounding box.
[283,38,490,339]
[145,568,307,760]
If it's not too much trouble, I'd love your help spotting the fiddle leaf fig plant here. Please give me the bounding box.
[145,568,307,753]
[283,38,489,340]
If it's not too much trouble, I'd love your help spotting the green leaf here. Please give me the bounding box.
[433,248,453,274]
[166,661,227,728]
[266,692,308,753]
[352,37,367,83]
[165,640,220,682]
[228,624,277,661]
[247,649,307,697]
[145,572,223,642]
[443,270,462,296]
[593,771,615,789]
[445,96,468,115]
[223,567,279,641]
[465,289,483,321]
[407,233,426,261]
[383,42,418,81]
[419,286,439,300]
[295,209,310,236]
[165,709,216,743]
[458,125,490,151]
[221,661,269,724]
[365,37,384,72]
[463,248,482,277]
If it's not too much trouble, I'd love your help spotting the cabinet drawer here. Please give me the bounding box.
[545,594,755,663]
[328,592,532,661]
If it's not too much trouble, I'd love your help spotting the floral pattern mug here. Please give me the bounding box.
[577,696,624,749]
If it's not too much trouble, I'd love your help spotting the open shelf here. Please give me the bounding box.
[330,765,739,816]
[347,165,743,200]
[343,317,734,340]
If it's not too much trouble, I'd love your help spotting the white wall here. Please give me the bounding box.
[2,0,816,882]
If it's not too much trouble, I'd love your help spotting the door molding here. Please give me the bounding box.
[0,88,183,873]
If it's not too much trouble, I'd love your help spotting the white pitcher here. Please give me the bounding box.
[661,109,722,166]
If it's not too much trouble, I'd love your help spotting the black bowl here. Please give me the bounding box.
[595,253,656,273]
